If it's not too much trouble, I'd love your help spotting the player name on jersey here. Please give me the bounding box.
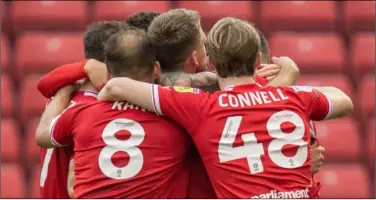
[112,101,147,112]
[219,88,289,108]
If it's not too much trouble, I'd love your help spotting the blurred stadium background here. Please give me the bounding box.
[0,0,374,198]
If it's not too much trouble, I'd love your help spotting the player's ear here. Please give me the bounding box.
[255,52,262,69]
[153,61,161,80]
[183,50,198,73]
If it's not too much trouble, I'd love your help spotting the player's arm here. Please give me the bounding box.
[98,77,204,132]
[37,60,87,98]
[159,71,220,93]
[37,59,107,98]
[98,78,154,111]
[159,71,217,88]
[67,160,75,198]
[292,86,353,120]
[35,85,76,148]
[312,86,353,119]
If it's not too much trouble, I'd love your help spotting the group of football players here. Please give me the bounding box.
[34,9,353,199]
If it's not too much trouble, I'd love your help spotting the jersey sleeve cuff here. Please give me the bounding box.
[69,159,75,167]
[323,94,333,120]
[49,115,68,147]
[151,84,163,116]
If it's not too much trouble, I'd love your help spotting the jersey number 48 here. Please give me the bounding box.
[218,110,308,174]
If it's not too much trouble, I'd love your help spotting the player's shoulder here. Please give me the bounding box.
[170,86,201,94]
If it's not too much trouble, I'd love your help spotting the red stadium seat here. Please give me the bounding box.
[1,1,9,32]
[1,163,26,198]
[350,33,375,76]
[269,33,345,73]
[1,34,10,72]
[358,75,375,119]
[296,74,353,98]
[260,1,336,32]
[15,32,84,76]
[11,1,87,32]
[344,1,375,33]
[93,1,171,22]
[315,118,360,160]
[26,118,41,166]
[1,1,9,33]
[317,163,371,198]
[1,74,14,117]
[177,1,254,31]
[20,74,48,122]
[1,119,20,163]
[367,118,375,166]
[30,166,41,198]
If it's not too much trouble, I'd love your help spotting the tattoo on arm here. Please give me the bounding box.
[158,72,220,93]
[158,72,193,87]
[198,83,220,93]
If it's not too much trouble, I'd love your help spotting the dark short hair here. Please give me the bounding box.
[84,21,129,62]
[126,11,160,31]
[256,28,270,64]
[147,9,202,72]
[105,29,156,80]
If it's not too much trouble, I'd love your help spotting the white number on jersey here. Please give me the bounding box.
[218,110,308,174]
[40,148,54,187]
[98,118,145,179]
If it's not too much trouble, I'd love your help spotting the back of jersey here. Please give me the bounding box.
[70,101,190,198]
[195,84,331,198]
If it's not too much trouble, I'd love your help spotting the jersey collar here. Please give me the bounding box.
[224,83,262,91]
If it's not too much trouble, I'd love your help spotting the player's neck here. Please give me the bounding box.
[217,76,256,91]
[78,78,99,93]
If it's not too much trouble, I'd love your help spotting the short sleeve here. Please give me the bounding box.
[151,85,207,133]
[49,102,78,147]
[290,86,333,121]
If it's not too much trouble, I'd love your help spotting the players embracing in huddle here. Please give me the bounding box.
[35,9,351,199]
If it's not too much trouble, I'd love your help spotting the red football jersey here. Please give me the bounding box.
[40,90,97,198]
[49,100,190,198]
[186,146,216,198]
[151,84,332,198]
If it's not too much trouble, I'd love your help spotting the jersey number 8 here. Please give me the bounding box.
[218,110,308,174]
[99,118,145,179]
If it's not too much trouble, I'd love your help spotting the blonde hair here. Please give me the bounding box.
[207,17,261,78]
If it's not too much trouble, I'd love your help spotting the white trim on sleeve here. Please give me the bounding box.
[49,115,68,147]
[69,159,75,167]
[323,94,333,120]
[151,84,163,116]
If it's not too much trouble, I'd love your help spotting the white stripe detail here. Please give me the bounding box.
[85,90,98,95]
[69,159,75,167]
[40,148,54,187]
[84,92,98,98]
[225,86,234,91]
[323,94,333,120]
[49,115,68,147]
[151,84,163,115]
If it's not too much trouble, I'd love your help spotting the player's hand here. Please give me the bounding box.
[190,71,217,88]
[310,141,325,175]
[84,59,108,89]
[256,64,281,81]
[271,56,300,85]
